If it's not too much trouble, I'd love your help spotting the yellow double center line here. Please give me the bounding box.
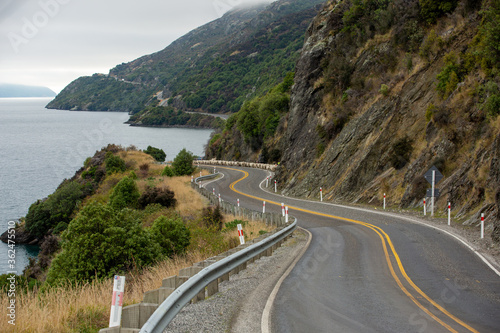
[223,167,478,333]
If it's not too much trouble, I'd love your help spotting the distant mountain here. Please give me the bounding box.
[47,0,325,114]
[0,83,56,98]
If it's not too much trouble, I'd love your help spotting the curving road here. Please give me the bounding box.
[203,166,500,333]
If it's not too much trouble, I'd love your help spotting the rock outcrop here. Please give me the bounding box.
[272,0,499,240]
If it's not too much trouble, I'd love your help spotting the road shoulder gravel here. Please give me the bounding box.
[164,229,309,333]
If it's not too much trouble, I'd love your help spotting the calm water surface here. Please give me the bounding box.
[0,98,213,274]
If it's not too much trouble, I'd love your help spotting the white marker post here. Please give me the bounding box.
[274,180,277,193]
[431,170,435,217]
[285,206,289,223]
[109,275,125,328]
[281,203,285,217]
[263,201,266,214]
[448,202,451,226]
[481,213,484,239]
[383,193,386,210]
[320,187,323,202]
[423,198,426,216]
[218,194,221,204]
[213,188,215,195]
[237,199,240,207]
[266,176,269,187]
[198,180,201,189]
[237,224,245,244]
[191,175,193,183]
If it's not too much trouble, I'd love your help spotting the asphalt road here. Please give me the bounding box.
[204,166,500,333]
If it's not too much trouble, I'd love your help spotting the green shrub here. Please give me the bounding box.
[201,206,224,231]
[426,103,436,122]
[46,203,161,284]
[109,176,140,210]
[105,152,126,174]
[390,136,414,169]
[419,0,458,24]
[150,216,190,257]
[162,166,174,177]
[485,94,500,117]
[172,149,195,176]
[379,84,390,96]
[436,52,460,98]
[138,186,177,209]
[223,219,247,232]
[25,181,84,237]
[144,146,166,162]
[316,143,326,158]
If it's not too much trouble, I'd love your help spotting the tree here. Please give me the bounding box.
[171,149,195,176]
[150,216,190,257]
[105,152,126,174]
[144,146,166,162]
[162,166,174,177]
[25,181,84,237]
[46,203,162,284]
[109,176,140,210]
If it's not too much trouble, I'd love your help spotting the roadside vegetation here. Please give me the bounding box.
[0,145,272,332]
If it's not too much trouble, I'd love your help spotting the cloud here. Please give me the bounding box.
[0,0,275,92]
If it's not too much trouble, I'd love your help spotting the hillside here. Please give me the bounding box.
[46,0,325,117]
[0,83,56,98]
[206,0,500,241]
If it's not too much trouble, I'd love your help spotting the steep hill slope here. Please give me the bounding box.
[46,0,325,115]
[207,0,500,240]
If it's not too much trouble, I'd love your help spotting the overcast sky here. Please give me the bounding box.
[0,0,274,93]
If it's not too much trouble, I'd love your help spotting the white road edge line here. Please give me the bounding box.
[261,227,312,333]
[257,171,500,277]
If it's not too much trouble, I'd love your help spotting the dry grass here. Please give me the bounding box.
[0,252,208,333]
[0,216,273,333]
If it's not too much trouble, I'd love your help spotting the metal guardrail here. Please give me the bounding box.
[140,220,296,333]
[139,171,297,332]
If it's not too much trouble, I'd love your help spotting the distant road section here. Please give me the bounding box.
[185,111,231,120]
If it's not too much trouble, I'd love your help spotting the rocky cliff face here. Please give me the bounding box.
[274,0,499,237]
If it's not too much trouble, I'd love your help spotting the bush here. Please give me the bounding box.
[150,216,190,257]
[390,136,414,169]
[46,203,161,284]
[419,0,458,24]
[138,186,177,209]
[172,149,195,176]
[425,103,436,122]
[105,152,126,174]
[379,84,390,96]
[109,176,140,210]
[223,219,247,232]
[25,181,84,237]
[201,206,224,231]
[436,52,460,98]
[162,166,174,177]
[485,94,500,117]
[144,146,166,162]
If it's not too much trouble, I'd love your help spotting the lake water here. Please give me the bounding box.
[0,98,213,275]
